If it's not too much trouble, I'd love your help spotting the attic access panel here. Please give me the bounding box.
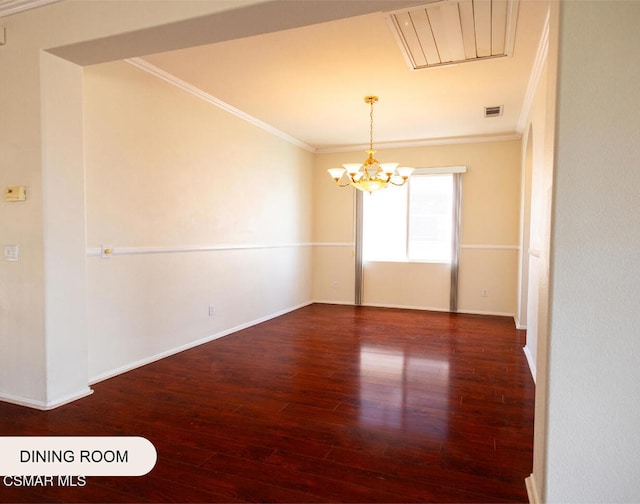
[385,0,519,70]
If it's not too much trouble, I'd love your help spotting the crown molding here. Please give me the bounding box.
[126,57,522,155]
[125,58,316,153]
[0,0,61,17]
[316,132,522,154]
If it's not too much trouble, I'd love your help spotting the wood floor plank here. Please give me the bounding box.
[0,304,534,502]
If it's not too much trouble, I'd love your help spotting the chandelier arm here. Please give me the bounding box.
[388,179,410,187]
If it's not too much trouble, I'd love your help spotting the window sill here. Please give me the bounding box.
[363,259,451,265]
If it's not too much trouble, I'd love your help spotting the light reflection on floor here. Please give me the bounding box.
[359,345,450,438]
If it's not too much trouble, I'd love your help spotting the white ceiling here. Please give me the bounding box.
[140,0,549,152]
[3,0,549,152]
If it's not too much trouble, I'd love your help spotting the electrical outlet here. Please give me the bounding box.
[330,280,338,289]
[4,244,19,262]
[481,289,489,297]
[4,186,26,201]
[208,305,215,317]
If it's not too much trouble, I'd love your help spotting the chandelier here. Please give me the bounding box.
[328,96,414,193]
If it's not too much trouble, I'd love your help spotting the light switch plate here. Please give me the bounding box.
[4,245,19,262]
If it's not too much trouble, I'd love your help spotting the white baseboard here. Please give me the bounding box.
[360,302,449,312]
[90,300,314,385]
[523,345,537,383]
[0,387,93,411]
[367,304,516,318]
[314,300,516,320]
[525,473,541,504]
[312,299,357,306]
[455,308,516,318]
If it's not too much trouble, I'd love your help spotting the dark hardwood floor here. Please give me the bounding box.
[0,304,534,503]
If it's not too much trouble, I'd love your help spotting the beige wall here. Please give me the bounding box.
[312,150,357,304]
[1,0,410,410]
[0,0,520,411]
[363,261,450,310]
[314,140,521,316]
[83,61,314,381]
[0,0,296,408]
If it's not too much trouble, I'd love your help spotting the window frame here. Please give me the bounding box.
[362,166,466,265]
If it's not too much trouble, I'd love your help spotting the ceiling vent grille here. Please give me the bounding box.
[484,105,503,118]
[385,0,519,70]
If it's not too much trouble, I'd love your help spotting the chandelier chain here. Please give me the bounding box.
[369,99,374,152]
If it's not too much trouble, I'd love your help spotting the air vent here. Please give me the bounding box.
[385,0,519,71]
[484,105,503,118]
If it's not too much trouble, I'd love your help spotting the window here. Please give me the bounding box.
[407,174,453,262]
[362,168,463,263]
